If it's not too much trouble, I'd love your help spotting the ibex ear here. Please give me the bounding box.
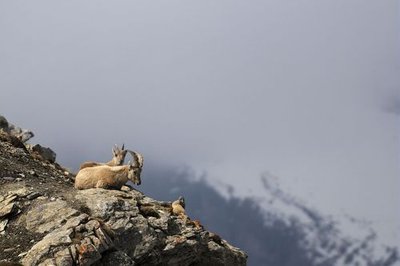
[121,144,125,150]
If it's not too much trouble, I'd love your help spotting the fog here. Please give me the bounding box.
[1,0,399,246]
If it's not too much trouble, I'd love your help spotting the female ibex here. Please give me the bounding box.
[79,144,127,170]
[75,151,143,190]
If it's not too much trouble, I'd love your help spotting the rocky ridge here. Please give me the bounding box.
[0,118,247,265]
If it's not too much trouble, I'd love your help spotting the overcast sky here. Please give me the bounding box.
[1,0,399,246]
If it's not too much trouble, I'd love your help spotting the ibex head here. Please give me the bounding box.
[127,150,144,185]
[112,144,127,165]
[178,196,185,208]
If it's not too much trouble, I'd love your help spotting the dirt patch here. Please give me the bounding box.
[0,138,76,263]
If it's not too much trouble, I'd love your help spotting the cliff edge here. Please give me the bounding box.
[0,119,247,265]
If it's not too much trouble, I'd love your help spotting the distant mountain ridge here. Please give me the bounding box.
[140,168,400,266]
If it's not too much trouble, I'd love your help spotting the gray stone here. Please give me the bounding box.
[75,189,139,221]
[8,187,30,197]
[26,192,42,200]
[25,200,79,233]
[77,242,101,265]
[94,251,136,266]
[17,251,28,258]
[0,218,8,232]
[8,123,34,143]
[63,213,89,228]
[31,144,56,163]
[22,228,74,265]
[54,248,74,266]
[19,185,246,266]
[0,115,8,130]
[0,202,16,218]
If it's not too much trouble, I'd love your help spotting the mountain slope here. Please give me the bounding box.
[0,131,246,265]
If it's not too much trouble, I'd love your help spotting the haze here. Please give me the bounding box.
[1,0,399,246]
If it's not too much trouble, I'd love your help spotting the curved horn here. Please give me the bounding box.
[136,152,144,168]
[127,150,144,168]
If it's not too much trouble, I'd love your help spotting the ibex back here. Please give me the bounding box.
[79,144,127,170]
[75,151,144,190]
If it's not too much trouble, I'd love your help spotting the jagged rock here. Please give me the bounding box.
[94,251,136,265]
[0,115,8,130]
[0,130,27,151]
[7,123,34,143]
[0,219,8,232]
[19,188,247,265]
[22,228,75,265]
[26,192,41,200]
[31,144,56,163]
[0,196,18,218]
[24,200,79,234]
[0,114,34,143]
[8,187,31,198]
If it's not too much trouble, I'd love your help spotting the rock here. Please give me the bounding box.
[0,128,28,151]
[25,201,79,234]
[0,117,33,141]
[75,189,139,221]
[22,228,74,266]
[2,177,15,181]
[0,195,17,218]
[0,218,8,232]
[94,251,135,266]
[3,248,14,253]
[0,203,15,218]
[8,187,30,197]
[19,188,247,265]
[8,123,34,143]
[17,252,27,258]
[26,192,42,200]
[28,170,37,176]
[31,144,56,163]
[0,115,8,130]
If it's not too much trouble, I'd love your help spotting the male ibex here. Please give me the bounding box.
[75,151,144,190]
[79,144,127,170]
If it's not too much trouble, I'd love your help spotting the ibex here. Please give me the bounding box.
[79,144,127,170]
[75,151,144,190]
[172,196,186,216]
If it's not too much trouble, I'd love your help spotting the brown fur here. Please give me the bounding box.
[172,201,186,216]
[172,196,187,222]
[74,165,140,190]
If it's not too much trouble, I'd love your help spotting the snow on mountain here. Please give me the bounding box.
[258,174,400,266]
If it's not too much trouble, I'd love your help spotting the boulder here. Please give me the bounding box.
[31,144,56,163]
[19,188,247,265]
